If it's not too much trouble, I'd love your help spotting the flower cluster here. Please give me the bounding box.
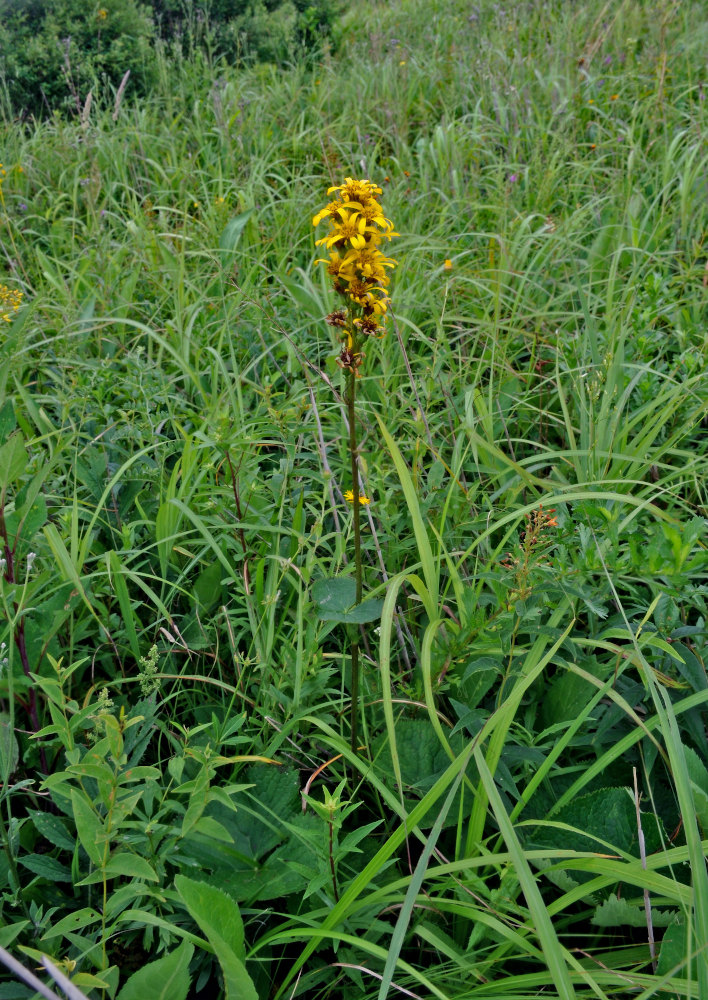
[313,177,397,333]
[0,283,23,323]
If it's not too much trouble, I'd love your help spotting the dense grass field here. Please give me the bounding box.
[1,0,708,996]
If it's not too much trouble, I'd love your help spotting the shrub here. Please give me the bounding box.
[0,0,156,118]
[0,0,342,118]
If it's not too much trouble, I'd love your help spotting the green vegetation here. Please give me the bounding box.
[1,0,707,996]
[0,0,340,117]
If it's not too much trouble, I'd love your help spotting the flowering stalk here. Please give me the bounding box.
[313,177,397,752]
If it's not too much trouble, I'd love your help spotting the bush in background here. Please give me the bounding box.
[0,0,342,119]
[0,0,157,116]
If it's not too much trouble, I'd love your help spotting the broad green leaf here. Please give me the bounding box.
[0,431,27,489]
[42,907,101,941]
[219,211,254,255]
[194,558,224,611]
[70,789,104,866]
[0,714,19,777]
[103,852,158,882]
[531,787,657,859]
[312,577,383,623]
[12,494,47,542]
[76,852,158,886]
[175,874,246,962]
[193,816,234,843]
[0,921,29,948]
[656,919,696,981]
[459,658,499,709]
[176,874,258,1000]
[18,854,72,882]
[312,576,356,613]
[117,941,193,1000]
[181,765,210,836]
[374,719,467,828]
[591,894,677,928]
[0,399,16,439]
[684,745,708,795]
[540,662,608,727]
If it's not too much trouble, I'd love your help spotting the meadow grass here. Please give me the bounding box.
[0,0,707,996]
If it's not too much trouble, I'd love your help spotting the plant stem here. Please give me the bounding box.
[346,369,363,605]
[346,367,362,753]
[0,510,47,775]
[328,817,339,903]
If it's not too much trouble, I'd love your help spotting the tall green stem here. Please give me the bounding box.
[346,366,362,753]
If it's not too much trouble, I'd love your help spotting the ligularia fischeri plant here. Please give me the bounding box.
[312,177,397,751]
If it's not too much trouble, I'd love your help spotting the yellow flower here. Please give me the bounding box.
[343,198,393,230]
[328,177,382,203]
[97,8,108,18]
[314,176,397,327]
[341,245,396,283]
[0,284,23,322]
[312,199,343,227]
[344,490,371,505]
[443,259,453,270]
[315,208,377,250]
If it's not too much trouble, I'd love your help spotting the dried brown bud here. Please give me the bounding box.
[325,309,348,328]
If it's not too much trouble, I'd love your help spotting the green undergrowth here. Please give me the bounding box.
[0,0,707,996]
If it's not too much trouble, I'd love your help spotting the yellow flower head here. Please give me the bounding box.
[313,176,397,325]
[344,490,371,505]
[0,284,23,322]
[328,177,382,203]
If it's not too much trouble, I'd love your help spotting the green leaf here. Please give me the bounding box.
[684,745,708,796]
[312,576,356,613]
[181,765,210,836]
[0,400,16,439]
[0,921,28,948]
[103,852,158,882]
[193,816,234,843]
[657,919,695,980]
[0,432,28,490]
[108,549,141,663]
[219,211,254,256]
[0,714,19,778]
[312,577,383,623]
[194,558,224,611]
[175,875,246,962]
[336,598,384,624]
[76,850,159,886]
[540,661,608,727]
[591,894,677,928]
[12,494,47,542]
[18,854,72,882]
[117,941,193,1000]
[459,658,499,710]
[70,789,104,866]
[42,907,101,941]
[374,718,467,828]
[176,874,258,1000]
